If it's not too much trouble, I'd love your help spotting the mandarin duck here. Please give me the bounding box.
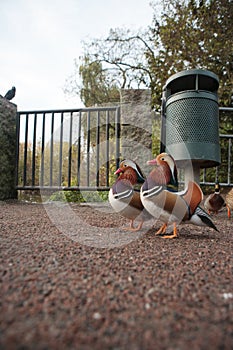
[226,188,233,219]
[109,159,152,231]
[140,153,218,239]
[204,182,225,214]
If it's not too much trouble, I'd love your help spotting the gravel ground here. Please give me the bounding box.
[0,200,232,350]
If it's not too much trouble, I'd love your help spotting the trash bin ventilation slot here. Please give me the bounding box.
[166,98,219,144]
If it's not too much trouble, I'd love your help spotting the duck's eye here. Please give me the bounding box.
[123,164,128,167]
[161,157,165,161]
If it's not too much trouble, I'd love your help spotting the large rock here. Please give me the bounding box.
[120,89,153,174]
[0,97,17,199]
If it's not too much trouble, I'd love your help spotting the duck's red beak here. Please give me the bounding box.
[147,159,157,165]
[114,168,123,175]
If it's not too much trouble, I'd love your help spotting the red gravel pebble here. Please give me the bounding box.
[0,200,232,349]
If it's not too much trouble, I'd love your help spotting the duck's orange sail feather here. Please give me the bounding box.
[182,181,203,215]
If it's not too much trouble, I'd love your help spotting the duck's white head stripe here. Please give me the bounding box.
[122,159,145,181]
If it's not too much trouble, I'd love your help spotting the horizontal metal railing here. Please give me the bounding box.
[16,107,121,191]
[16,106,233,192]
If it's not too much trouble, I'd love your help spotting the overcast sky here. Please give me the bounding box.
[1,0,154,111]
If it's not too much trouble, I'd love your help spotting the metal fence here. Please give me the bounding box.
[16,107,121,191]
[200,107,233,187]
[16,106,233,192]
[200,136,233,186]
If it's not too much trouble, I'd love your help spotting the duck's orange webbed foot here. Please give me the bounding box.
[163,223,178,239]
[155,223,167,236]
[123,220,143,232]
[227,205,231,219]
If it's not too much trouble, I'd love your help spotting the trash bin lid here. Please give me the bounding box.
[165,69,219,94]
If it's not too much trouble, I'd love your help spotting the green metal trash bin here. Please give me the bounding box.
[163,69,220,169]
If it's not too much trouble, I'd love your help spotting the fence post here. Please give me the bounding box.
[0,97,17,199]
[120,89,153,173]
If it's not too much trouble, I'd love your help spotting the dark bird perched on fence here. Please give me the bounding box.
[4,86,16,101]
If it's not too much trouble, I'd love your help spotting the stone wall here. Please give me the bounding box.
[120,89,153,174]
[0,97,17,199]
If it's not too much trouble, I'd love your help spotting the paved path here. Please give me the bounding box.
[0,201,232,349]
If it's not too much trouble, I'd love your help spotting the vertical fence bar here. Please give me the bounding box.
[15,113,20,187]
[68,112,73,187]
[106,110,110,187]
[59,112,64,187]
[32,113,37,187]
[96,111,100,187]
[23,114,29,187]
[227,137,232,185]
[202,168,206,184]
[86,111,91,187]
[77,111,81,186]
[115,107,121,171]
[215,166,219,182]
[50,112,54,187]
[40,113,46,187]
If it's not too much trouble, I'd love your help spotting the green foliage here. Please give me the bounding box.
[151,113,161,156]
[79,57,120,107]
[65,0,233,110]
[149,0,233,108]
[49,190,108,203]
[65,56,120,107]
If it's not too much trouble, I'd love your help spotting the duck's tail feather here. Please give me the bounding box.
[194,206,219,231]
